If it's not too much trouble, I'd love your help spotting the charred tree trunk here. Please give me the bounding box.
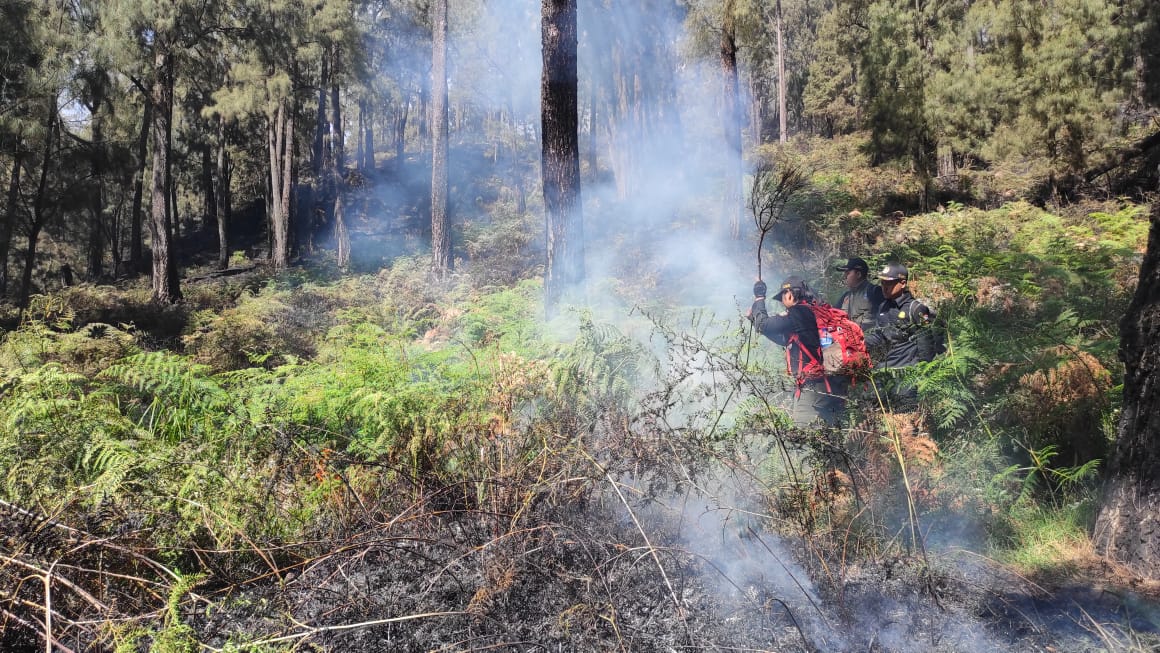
[721,0,743,239]
[215,131,231,270]
[1,144,22,296]
[1094,202,1160,580]
[541,0,583,316]
[431,0,451,277]
[149,48,181,303]
[129,94,152,273]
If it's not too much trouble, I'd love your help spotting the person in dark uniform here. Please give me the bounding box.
[834,257,885,331]
[749,276,846,427]
[863,262,944,411]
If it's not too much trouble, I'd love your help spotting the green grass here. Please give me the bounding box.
[990,500,1098,575]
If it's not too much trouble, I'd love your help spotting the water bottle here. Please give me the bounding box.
[819,328,833,347]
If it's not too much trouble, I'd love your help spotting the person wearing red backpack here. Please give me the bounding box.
[748,276,849,427]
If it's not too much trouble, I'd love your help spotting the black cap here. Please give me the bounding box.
[835,257,870,274]
[876,262,909,281]
[773,275,806,299]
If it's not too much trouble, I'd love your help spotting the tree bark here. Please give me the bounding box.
[721,0,743,239]
[541,0,583,316]
[269,98,295,269]
[129,96,152,273]
[431,0,451,277]
[1094,202,1160,580]
[215,133,231,270]
[1,144,22,296]
[149,48,181,303]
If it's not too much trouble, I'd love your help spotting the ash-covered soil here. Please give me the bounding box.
[186,489,1160,653]
[5,476,1159,652]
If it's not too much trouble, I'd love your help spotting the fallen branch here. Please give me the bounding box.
[202,610,469,651]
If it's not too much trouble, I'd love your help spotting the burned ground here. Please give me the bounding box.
[6,466,1157,653]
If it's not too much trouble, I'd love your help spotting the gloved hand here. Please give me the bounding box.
[753,280,767,298]
[879,324,905,343]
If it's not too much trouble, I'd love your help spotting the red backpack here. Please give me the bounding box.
[786,302,872,384]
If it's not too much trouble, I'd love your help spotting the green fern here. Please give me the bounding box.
[100,352,233,443]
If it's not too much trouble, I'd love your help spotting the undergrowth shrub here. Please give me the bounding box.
[183,283,342,370]
[461,204,542,285]
[1010,346,1113,464]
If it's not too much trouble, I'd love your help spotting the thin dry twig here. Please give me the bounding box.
[200,610,470,651]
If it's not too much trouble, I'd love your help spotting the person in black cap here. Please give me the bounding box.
[834,257,885,331]
[863,262,945,410]
[748,276,846,427]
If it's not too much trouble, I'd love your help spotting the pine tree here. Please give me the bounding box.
[542,0,583,316]
[430,0,451,277]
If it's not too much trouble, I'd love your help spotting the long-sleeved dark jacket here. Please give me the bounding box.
[750,299,823,373]
[863,291,941,369]
[836,279,886,331]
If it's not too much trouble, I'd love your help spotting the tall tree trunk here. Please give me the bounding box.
[170,174,179,241]
[541,0,583,316]
[87,83,106,280]
[202,143,217,231]
[269,100,294,269]
[330,78,343,171]
[364,102,375,170]
[215,133,231,270]
[1094,202,1160,580]
[1,145,22,296]
[324,63,344,243]
[431,0,451,276]
[586,85,598,177]
[129,96,152,273]
[721,0,743,239]
[149,47,181,303]
[356,100,364,171]
[418,76,429,152]
[394,101,408,168]
[609,43,631,200]
[335,184,349,270]
[775,0,787,144]
[268,106,282,261]
[19,100,57,309]
[313,54,328,178]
